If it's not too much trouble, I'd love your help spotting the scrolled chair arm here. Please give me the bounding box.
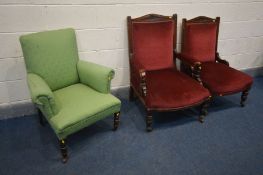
[77,60,115,94]
[27,73,58,118]
[216,52,229,66]
[174,50,203,85]
[130,57,148,97]
[139,69,147,97]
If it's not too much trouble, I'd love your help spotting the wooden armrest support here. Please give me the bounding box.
[174,51,203,85]
[129,57,147,97]
[139,70,147,97]
[216,53,229,66]
[129,53,134,60]
[191,62,203,85]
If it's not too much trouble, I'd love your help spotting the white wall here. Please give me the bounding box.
[0,0,263,115]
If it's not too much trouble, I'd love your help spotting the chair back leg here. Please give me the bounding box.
[129,86,136,101]
[199,97,211,123]
[241,88,250,107]
[146,111,153,132]
[37,109,45,126]
[113,112,120,131]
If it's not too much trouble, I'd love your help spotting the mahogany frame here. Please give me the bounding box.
[127,14,211,132]
[177,16,251,106]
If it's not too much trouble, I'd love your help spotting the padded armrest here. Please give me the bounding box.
[216,52,229,66]
[174,50,203,85]
[77,60,114,94]
[174,50,200,66]
[27,73,58,117]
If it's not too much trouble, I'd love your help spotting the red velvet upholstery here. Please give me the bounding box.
[129,15,211,115]
[182,23,217,62]
[132,21,174,70]
[201,62,253,95]
[145,68,210,109]
[180,16,253,98]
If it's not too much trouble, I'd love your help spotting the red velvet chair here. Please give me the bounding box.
[176,16,253,107]
[127,14,211,131]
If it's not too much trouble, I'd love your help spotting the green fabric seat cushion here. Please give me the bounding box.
[50,83,121,139]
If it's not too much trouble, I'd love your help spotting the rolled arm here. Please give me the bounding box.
[77,60,114,94]
[27,73,58,117]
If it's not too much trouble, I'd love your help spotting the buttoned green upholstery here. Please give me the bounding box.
[20,28,121,139]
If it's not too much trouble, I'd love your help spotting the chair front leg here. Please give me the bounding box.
[146,110,153,132]
[199,97,211,123]
[113,112,120,131]
[37,109,45,126]
[59,139,68,163]
[240,88,250,107]
[129,86,136,101]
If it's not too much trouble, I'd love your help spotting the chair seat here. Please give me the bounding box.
[50,84,121,138]
[145,68,210,109]
[201,62,253,95]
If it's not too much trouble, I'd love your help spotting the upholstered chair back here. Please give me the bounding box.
[182,21,218,62]
[131,20,174,70]
[20,28,79,91]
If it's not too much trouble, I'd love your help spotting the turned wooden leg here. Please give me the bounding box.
[37,109,45,126]
[113,112,120,131]
[146,111,153,132]
[59,139,68,163]
[240,89,250,107]
[129,86,136,101]
[199,97,211,123]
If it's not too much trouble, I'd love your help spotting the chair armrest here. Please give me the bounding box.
[129,53,134,60]
[139,70,147,97]
[129,58,148,97]
[216,52,229,66]
[77,60,114,94]
[174,50,203,85]
[27,73,58,117]
[174,50,200,67]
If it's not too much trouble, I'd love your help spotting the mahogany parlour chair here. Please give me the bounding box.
[127,14,211,132]
[176,16,253,107]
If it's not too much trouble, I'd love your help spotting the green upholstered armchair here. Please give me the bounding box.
[19,28,121,163]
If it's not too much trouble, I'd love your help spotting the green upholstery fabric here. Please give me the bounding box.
[20,28,79,91]
[51,84,121,139]
[27,73,58,118]
[19,28,121,140]
[77,60,115,93]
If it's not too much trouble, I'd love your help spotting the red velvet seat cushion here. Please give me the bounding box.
[182,23,217,62]
[132,21,174,70]
[145,68,210,109]
[201,62,253,95]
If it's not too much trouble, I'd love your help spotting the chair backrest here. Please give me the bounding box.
[181,16,220,62]
[20,28,79,91]
[127,14,177,70]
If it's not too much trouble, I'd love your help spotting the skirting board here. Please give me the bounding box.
[0,67,262,120]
